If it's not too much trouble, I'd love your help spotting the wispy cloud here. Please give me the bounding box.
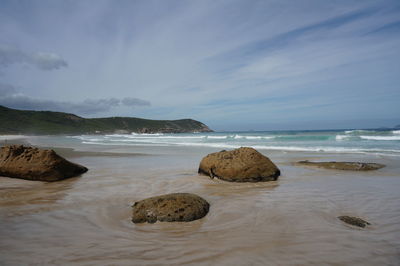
[0,83,150,115]
[0,45,67,70]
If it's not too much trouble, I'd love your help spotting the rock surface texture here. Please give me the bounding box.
[338,216,370,228]
[296,160,385,171]
[198,147,280,182]
[0,145,88,181]
[132,193,210,223]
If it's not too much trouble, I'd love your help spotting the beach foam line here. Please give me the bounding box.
[80,139,400,156]
[245,136,274,140]
[335,135,350,141]
[126,136,205,139]
[81,141,170,147]
[0,135,29,140]
[131,133,164,136]
[360,136,400,141]
[392,130,400,135]
[103,134,205,139]
[171,142,400,155]
[206,136,227,139]
[344,130,376,134]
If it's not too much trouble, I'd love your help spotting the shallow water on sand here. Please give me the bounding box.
[1,140,400,265]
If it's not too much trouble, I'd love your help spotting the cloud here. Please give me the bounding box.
[0,83,150,115]
[121,97,151,107]
[0,45,67,70]
[0,82,16,96]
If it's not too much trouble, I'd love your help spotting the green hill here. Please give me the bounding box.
[0,105,212,135]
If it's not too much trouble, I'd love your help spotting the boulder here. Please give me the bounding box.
[132,193,209,223]
[0,145,88,181]
[198,147,280,182]
[296,160,384,171]
[338,216,370,228]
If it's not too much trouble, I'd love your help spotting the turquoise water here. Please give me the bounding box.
[62,128,400,156]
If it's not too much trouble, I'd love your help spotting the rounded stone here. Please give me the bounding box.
[338,216,370,228]
[198,147,280,182]
[132,193,210,223]
[296,160,385,171]
[0,145,88,181]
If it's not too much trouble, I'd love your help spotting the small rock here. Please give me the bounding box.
[198,147,280,182]
[338,216,370,228]
[296,161,384,171]
[0,145,88,181]
[132,193,209,223]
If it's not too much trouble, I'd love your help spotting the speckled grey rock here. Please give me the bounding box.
[132,193,209,223]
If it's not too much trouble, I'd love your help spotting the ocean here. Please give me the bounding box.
[1,129,400,265]
[38,128,400,156]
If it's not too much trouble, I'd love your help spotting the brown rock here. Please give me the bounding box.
[198,147,280,182]
[132,193,209,223]
[296,160,385,171]
[338,216,370,228]
[0,145,88,181]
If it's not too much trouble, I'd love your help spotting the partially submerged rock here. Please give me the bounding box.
[296,160,384,171]
[132,193,209,223]
[0,145,88,181]
[198,147,280,182]
[338,216,370,228]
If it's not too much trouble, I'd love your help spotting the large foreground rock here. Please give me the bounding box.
[132,193,209,223]
[296,160,385,171]
[198,147,280,182]
[0,145,88,181]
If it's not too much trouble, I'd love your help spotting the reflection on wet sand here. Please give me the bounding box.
[0,176,79,217]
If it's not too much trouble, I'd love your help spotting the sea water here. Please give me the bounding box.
[1,130,400,265]
[51,128,400,156]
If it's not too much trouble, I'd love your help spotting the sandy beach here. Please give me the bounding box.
[1,135,399,265]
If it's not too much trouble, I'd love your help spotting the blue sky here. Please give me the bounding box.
[0,0,399,130]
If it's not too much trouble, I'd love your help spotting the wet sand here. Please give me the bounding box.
[1,139,400,265]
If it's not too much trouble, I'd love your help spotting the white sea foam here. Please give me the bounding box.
[107,134,204,139]
[344,130,372,134]
[0,135,29,140]
[131,133,164,136]
[81,141,170,146]
[360,136,400,141]
[72,131,400,156]
[246,136,262,139]
[207,136,227,139]
[335,135,349,141]
[165,142,400,156]
[133,136,205,139]
[392,130,400,135]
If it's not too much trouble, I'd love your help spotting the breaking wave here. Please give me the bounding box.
[66,128,400,156]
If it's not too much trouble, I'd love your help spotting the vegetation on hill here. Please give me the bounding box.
[0,105,212,135]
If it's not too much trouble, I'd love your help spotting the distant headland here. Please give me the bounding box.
[0,105,212,135]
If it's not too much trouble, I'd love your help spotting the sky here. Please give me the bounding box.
[0,0,399,131]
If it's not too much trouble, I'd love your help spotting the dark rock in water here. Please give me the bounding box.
[0,145,88,181]
[296,160,384,171]
[338,216,370,228]
[132,193,209,223]
[198,147,280,182]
